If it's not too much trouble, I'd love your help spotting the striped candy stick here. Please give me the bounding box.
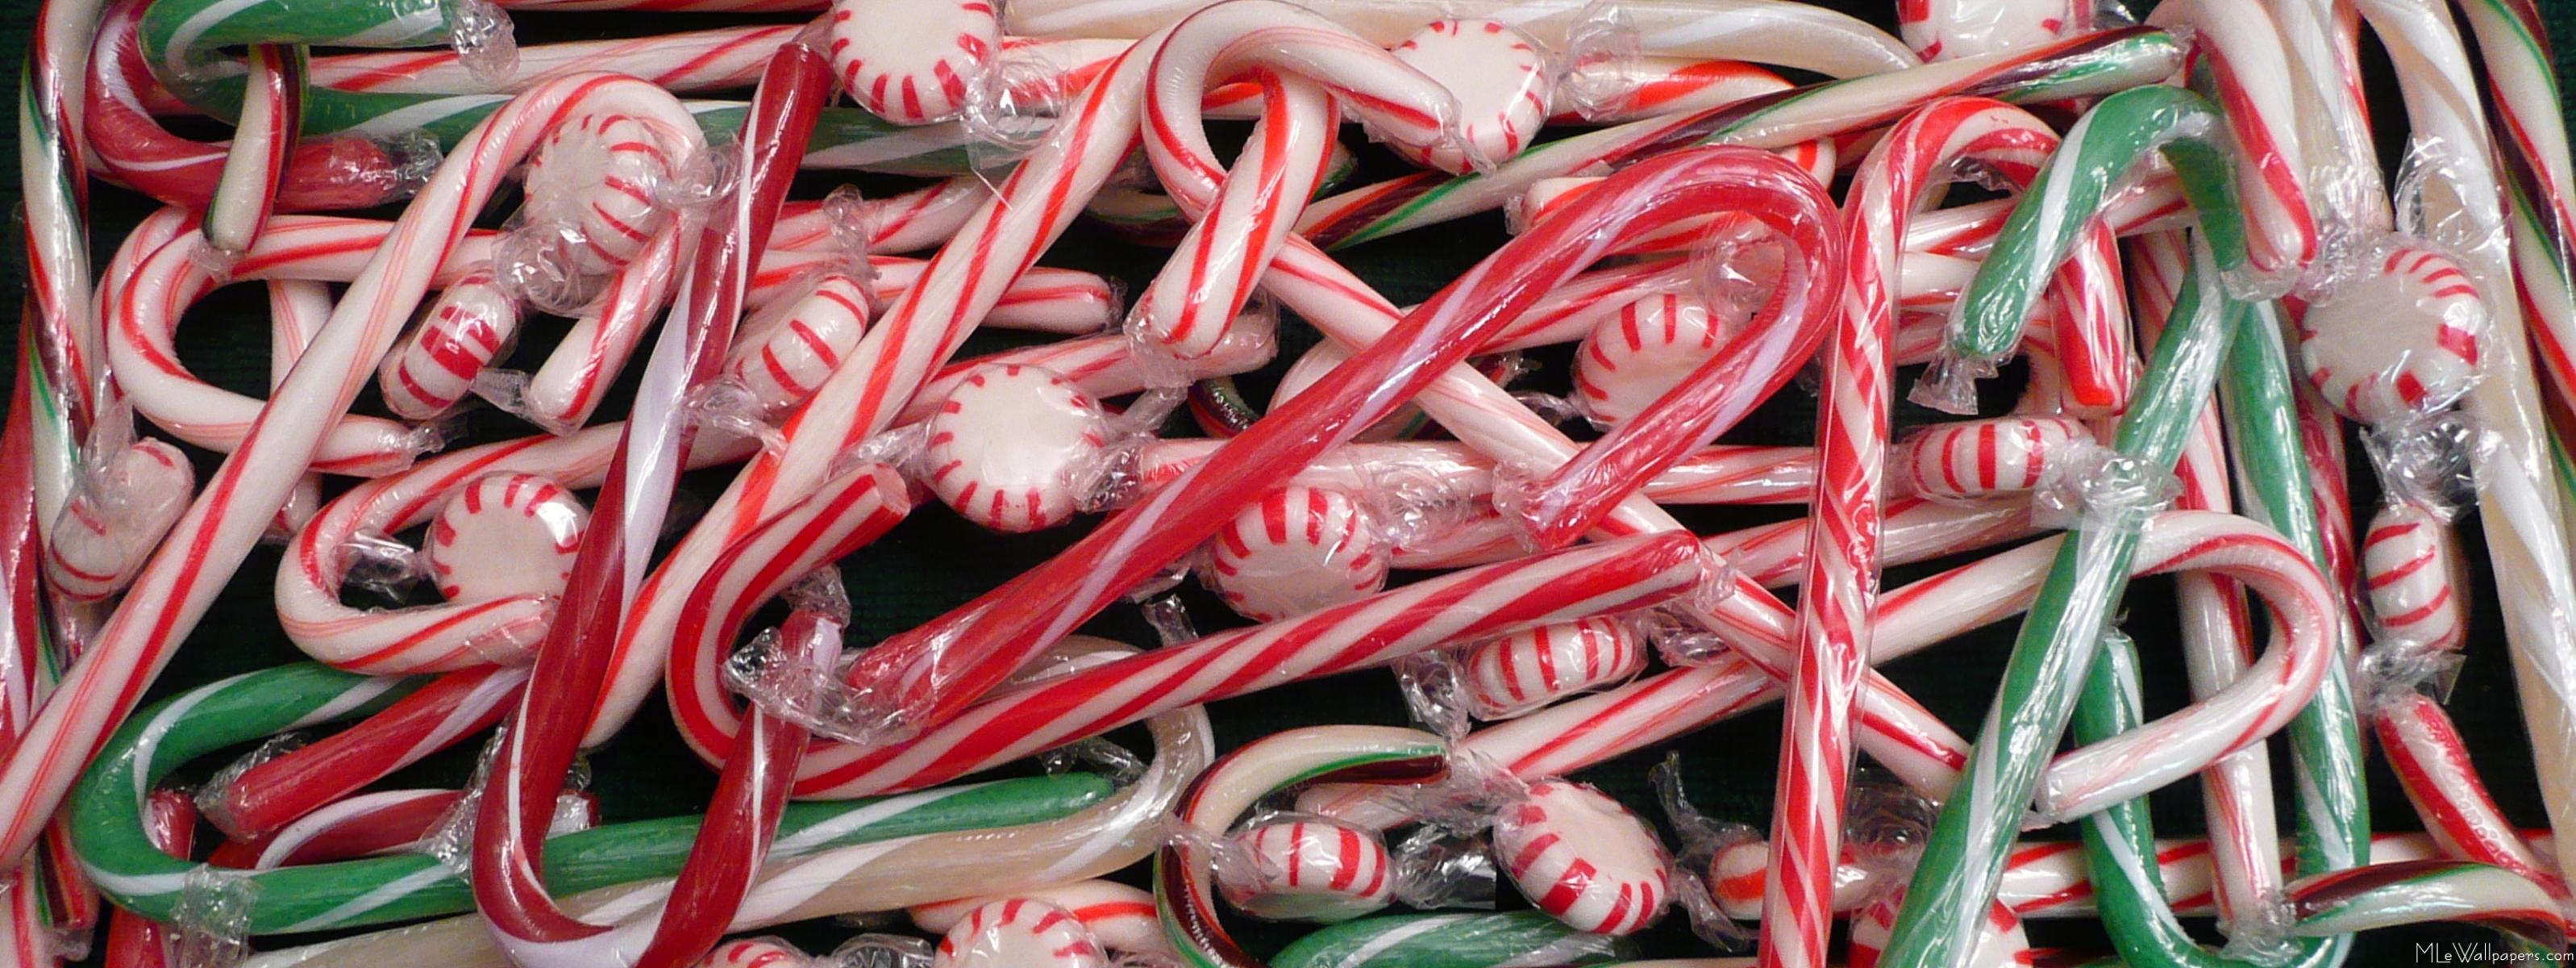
[209,787,465,870]
[841,146,1835,747]
[1204,485,1389,623]
[1758,96,2060,968]
[100,790,195,967]
[1158,726,1450,968]
[1459,616,1647,720]
[1220,819,1396,923]
[0,73,704,872]
[467,36,829,968]
[829,0,997,124]
[0,332,74,965]
[775,532,1707,797]
[1495,780,1670,936]
[1268,911,1629,968]
[2142,0,2318,288]
[2457,0,2576,433]
[1295,28,2179,250]
[934,898,1107,968]
[2374,692,2570,902]
[19,0,112,553]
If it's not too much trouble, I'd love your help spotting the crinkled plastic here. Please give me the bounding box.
[962,44,1075,169]
[1126,292,1282,391]
[444,0,518,84]
[823,933,934,968]
[2362,412,2493,519]
[1388,823,1498,912]
[2358,638,2468,714]
[193,733,306,839]
[727,615,865,741]
[1650,755,1756,948]
[1554,1,1644,122]
[338,530,430,603]
[172,865,257,968]
[2030,437,2182,532]
[1041,736,1148,788]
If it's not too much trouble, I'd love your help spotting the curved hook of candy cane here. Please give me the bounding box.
[1754,94,2062,968]
[1127,0,1464,364]
[838,144,1856,751]
[2141,0,2316,290]
[1493,149,1841,552]
[1158,726,1450,968]
[198,666,523,842]
[0,72,705,874]
[85,0,435,214]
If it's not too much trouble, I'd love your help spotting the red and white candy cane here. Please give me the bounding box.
[1387,19,1550,172]
[0,73,704,871]
[1220,818,1396,923]
[933,898,1107,968]
[776,532,1707,797]
[845,143,1835,745]
[1895,415,2091,502]
[829,0,998,123]
[1753,96,2064,968]
[1129,2,1461,366]
[213,788,464,870]
[1574,293,1728,428]
[919,363,1111,533]
[1495,780,1670,936]
[2142,0,2317,287]
[1698,497,2037,590]
[913,881,1168,961]
[1459,616,1648,721]
[1298,511,2343,832]
[468,35,833,968]
[41,437,191,603]
[1205,485,1389,623]
[768,179,992,255]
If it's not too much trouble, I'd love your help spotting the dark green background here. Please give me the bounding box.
[2,1,2573,964]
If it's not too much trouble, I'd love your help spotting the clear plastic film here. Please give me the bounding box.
[2357,637,2468,715]
[2030,438,2182,533]
[193,733,306,839]
[172,865,257,968]
[1650,755,1758,949]
[1554,1,1645,122]
[726,612,871,743]
[44,436,195,602]
[822,934,933,968]
[2296,236,2493,430]
[443,0,519,84]
[962,42,1076,169]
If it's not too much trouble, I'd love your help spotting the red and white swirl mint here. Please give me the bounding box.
[923,364,1109,532]
[831,0,999,124]
[1219,819,1396,923]
[1459,616,1647,720]
[1900,0,2074,62]
[1388,19,1552,173]
[1575,293,1724,428]
[933,898,1108,968]
[726,271,873,412]
[423,473,589,603]
[1206,486,1390,622]
[44,439,195,602]
[2299,245,2490,425]
[1898,415,2092,500]
[2363,502,2467,652]
[521,111,678,277]
[697,938,810,968]
[379,273,520,420]
[1495,781,1671,936]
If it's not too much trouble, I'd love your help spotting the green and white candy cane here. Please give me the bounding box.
[1270,912,1631,968]
[69,663,1113,935]
[1874,231,2274,967]
[1156,725,1450,968]
[2077,632,2567,960]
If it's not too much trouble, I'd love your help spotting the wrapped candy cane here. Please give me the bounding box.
[1268,912,1625,968]
[197,666,526,841]
[0,72,706,870]
[211,788,467,870]
[202,43,305,256]
[100,790,194,968]
[2141,0,2319,289]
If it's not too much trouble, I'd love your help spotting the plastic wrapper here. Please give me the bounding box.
[1125,289,1282,393]
[444,0,519,84]
[1199,816,1400,923]
[44,436,194,602]
[1268,911,1629,968]
[337,530,431,603]
[2358,637,2468,715]
[1553,1,1644,122]
[962,43,1076,168]
[2030,438,2181,533]
[172,865,256,968]
[825,934,934,968]
[193,733,306,838]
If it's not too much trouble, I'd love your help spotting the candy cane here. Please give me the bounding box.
[0,72,704,871]
[212,788,463,870]
[20,0,114,549]
[66,663,1119,935]
[1756,96,2059,968]
[202,43,304,254]
[1269,912,1622,968]
[100,790,194,968]
[844,144,1834,745]
[234,679,1212,968]
[1295,28,2179,249]
[2457,0,2576,417]
[2141,0,2318,286]
[467,35,834,968]
[198,667,516,838]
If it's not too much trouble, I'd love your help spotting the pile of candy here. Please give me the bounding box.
[7,0,2576,963]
